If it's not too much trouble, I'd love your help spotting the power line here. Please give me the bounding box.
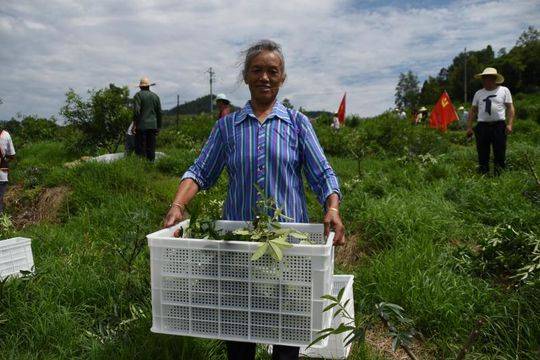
[207,67,215,113]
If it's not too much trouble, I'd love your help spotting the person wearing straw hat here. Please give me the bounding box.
[215,93,232,120]
[467,67,515,175]
[133,77,162,162]
[415,106,428,125]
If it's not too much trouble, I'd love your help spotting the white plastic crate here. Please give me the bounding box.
[148,220,335,347]
[0,237,34,280]
[300,274,355,359]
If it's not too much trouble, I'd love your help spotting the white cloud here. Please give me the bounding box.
[0,0,538,120]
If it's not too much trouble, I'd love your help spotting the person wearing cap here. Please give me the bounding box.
[467,67,515,175]
[216,93,232,120]
[458,106,469,129]
[133,77,162,162]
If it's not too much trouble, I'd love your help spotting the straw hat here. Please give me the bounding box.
[458,106,465,111]
[474,67,504,84]
[215,93,230,104]
[419,106,427,112]
[138,77,156,87]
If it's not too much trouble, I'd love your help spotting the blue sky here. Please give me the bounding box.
[0,0,538,120]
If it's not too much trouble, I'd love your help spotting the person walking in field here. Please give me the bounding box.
[133,77,162,161]
[216,93,232,120]
[163,39,345,360]
[0,129,16,213]
[458,106,469,129]
[467,67,515,175]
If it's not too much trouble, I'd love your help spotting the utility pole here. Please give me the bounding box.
[464,47,467,104]
[207,67,215,113]
[176,94,180,127]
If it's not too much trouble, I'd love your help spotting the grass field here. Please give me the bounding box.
[0,95,539,359]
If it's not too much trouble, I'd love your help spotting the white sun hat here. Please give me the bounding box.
[458,106,465,111]
[419,106,427,112]
[215,93,230,104]
[474,67,504,84]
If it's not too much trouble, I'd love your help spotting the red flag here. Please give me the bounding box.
[337,93,346,124]
[429,91,458,132]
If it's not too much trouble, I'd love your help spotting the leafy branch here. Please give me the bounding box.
[233,186,307,261]
[307,286,365,349]
[376,302,420,360]
[176,186,309,262]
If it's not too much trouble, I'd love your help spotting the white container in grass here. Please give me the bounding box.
[300,275,355,359]
[147,219,334,348]
[0,237,34,280]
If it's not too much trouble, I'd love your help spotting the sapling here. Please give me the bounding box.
[173,186,309,261]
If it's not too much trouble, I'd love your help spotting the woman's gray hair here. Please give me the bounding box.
[240,39,286,82]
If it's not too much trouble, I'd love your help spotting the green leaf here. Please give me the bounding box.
[333,324,356,334]
[323,303,338,313]
[306,333,332,349]
[321,294,338,302]
[344,328,365,346]
[234,229,251,236]
[270,237,293,248]
[289,231,308,239]
[333,308,343,319]
[337,287,345,302]
[251,243,268,261]
[268,241,283,261]
[392,336,400,352]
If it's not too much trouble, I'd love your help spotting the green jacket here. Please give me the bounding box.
[133,90,162,130]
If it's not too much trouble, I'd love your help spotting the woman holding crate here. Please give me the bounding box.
[164,39,345,360]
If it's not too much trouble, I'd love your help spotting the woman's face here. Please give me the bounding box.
[245,51,285,105]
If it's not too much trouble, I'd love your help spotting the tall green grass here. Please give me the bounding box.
[1,99,539,359]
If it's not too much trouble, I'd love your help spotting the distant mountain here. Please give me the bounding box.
[164,94,331,118]
[164,94,238,115]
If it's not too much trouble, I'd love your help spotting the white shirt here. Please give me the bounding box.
[399,111,406,119]
[127,122,135,136]
[472,86,512,122]
[0,130,16,182]
[331,117,340,129]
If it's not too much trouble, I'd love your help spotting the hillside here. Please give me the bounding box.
[164,94,239,116]
[0,92,538,359]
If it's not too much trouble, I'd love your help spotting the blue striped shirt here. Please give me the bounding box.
[182,101,341,222]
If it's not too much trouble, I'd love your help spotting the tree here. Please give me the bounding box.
[420,76,443,106]
[282,98,294,109]
[395,71,420,110]
[61,85,131,154]
[516,26,539,47]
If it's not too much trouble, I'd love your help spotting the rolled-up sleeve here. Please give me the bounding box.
[298,114,341,205]
[182,122,226,190]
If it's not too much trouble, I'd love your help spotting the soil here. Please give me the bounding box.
[4,184,70,228]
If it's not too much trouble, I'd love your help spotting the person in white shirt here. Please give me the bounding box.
[467,67,515,175]
[331,113,341,131]
[458,106,469,129]
[125,122,135,155]
[0,129,16,213]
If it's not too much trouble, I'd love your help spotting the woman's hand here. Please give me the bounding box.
[163,205,185,228]
[324,209,345,246]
